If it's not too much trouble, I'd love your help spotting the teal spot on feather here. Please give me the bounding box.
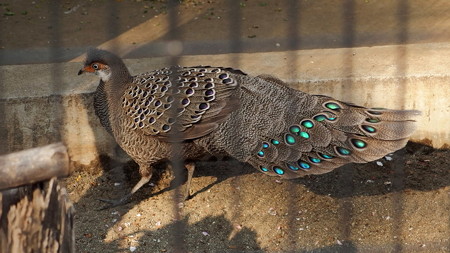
[273,167,285,175]
[325,102,341,110]
[319,153,334,159]
[309,157,322,163]
[366,118,380,123]
[289,125,301,134]
[301,120,314,129]
[351,139,367,148]
[257,151,264,157]
[297,161,311,170]
[362,125,376,133]
[368,110,383,115]
[336,147,351,155]
[285,134,296,144]
[299,132,310,139]
[271,139,280,145]
[260,166,269,172]
[314,115,327,122]
[262,142,269,148]
[288,164,299,171]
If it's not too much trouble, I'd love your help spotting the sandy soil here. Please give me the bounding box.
[1,0,449,252]
[64,142,449,252]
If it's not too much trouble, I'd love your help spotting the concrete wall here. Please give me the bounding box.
[1,43,448,167]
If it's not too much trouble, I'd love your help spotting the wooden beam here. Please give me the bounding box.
[0,143,69,190]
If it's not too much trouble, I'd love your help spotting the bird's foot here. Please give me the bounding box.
[97,194,132,210]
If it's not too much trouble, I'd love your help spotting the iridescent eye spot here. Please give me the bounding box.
[218,73,228,79]
[362,125,376,133]
[185,88,194,95]
[325,102,341,110]
[285,134,296,145]
[288,164,299,171]
[299,132,310,139]
[297,161,311,170]
[262,142,269,149]
[162,124,170,131]
[314,115,327,122]
[273,167,285,175]
[199,103,209,110]
[301,120,314,129]
[309,157,321,163]
[351,139,367,148]
[205,89,214,96]
[368,110,383,115]
[271,139,280,145]
[318,153,334,159]
[336,147,351,155]
[257,151,264,157]
[181,98,190,106]
[222,78,233,84]
[327,115,336,121]
[289,125,301,134]
[260,166,269,172]
[366,118,380,123]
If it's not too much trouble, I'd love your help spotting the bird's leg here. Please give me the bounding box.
[98,164,153,209]
[169,162,196,201]
[182,162,195,200]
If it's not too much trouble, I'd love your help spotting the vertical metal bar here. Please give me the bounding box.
[338,0,355,246]
[107,0,119,52]
[392,0,409,251]
[48,1,62,145]
[0,10,5,155]
[166,1,186,252]
[228,0,244,243]
[286,0,301,250]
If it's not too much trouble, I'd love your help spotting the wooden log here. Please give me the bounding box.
[0,178,75,253]
[0,143,69,190]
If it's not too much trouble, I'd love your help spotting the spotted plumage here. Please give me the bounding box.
[78,48,420,205]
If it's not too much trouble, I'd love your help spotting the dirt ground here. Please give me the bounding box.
[63,142,450,252]
[1,0,449,252]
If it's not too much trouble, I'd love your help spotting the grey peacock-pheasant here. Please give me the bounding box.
[78,48,419,206]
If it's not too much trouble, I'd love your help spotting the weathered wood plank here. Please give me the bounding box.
[0,143,69,190]
[0,178,75,253]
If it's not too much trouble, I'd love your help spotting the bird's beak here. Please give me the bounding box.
[78,69,84,75]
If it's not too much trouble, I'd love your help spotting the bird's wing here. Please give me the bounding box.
[121,66,243,141]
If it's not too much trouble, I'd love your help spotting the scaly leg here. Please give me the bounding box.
[183,162,195,200]
[169,162,196,201]
[98,164,153,209]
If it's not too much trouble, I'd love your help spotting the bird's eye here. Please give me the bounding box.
[92,63,99,70]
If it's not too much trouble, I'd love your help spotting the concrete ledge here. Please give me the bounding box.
[1,43,448,166]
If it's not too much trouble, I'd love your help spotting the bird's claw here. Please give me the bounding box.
[96,195,132,210]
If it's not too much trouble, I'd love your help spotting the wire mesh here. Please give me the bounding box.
[0,0,449,252]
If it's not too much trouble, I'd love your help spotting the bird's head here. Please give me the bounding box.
[78,60,111,82]
[78,48,129,83]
